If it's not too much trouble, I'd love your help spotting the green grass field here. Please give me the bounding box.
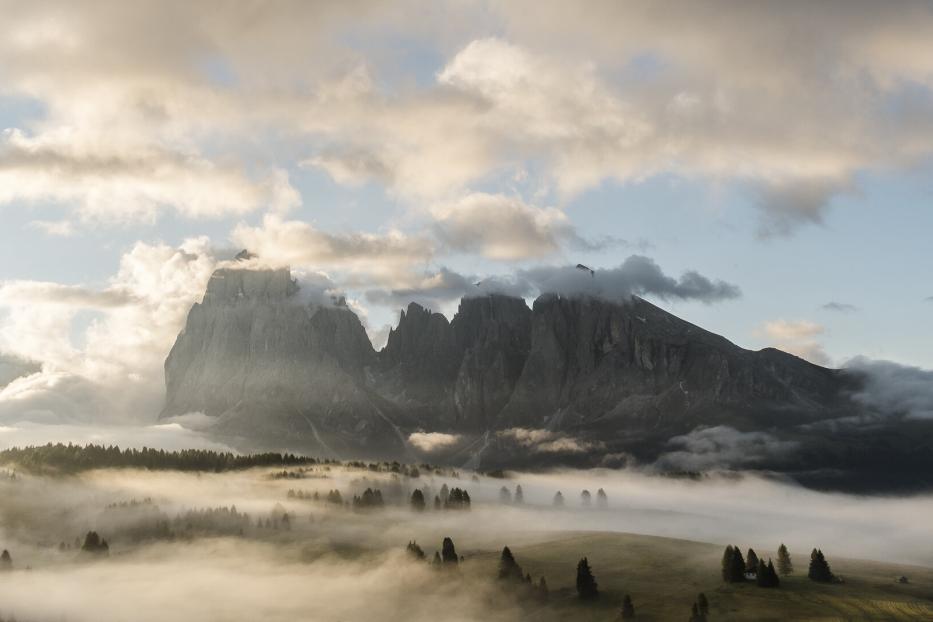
[460,532,933,621]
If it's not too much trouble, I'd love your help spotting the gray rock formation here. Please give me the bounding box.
[162,262,859,465]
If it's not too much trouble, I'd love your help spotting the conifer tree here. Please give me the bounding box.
[777,543,793,576]
[576,557,599,600]
[537,577,549,602]
[433,551,441,565]
[406,540,425,559]
[621,594,635,619]
[581,489,592,507]
[808,549,834,583]
[499,486,512,503]
[0,549,11,570]
[434,495,441,510]
[553,491,564,507]
[410,489,425,511]
[746,548,759,573]
[697,593,709,616]
[441,537,458,564]
[767,559,780,587]
[514,485,524,504]
[721,545,734,581]
[498,546,524,581]
[596,488,608,509]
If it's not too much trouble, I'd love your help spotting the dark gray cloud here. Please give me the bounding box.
[655,425,799,471]
[822,301,858,313]
[365,255,740,311]
[0,353,41,389]
[846,357,933,419]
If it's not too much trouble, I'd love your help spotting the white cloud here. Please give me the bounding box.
[757,319,830,365]
[497,427,600,455]
[407,431,461,452]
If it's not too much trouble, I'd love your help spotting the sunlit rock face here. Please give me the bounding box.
[161,266,401,458]
[163,264,857,464]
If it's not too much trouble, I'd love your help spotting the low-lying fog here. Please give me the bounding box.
[0,455,932,621]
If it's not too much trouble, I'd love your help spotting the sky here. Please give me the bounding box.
[0,0,931,424]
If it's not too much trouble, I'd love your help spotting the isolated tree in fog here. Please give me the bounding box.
[441,537,458,564]
[620,594,635,619]
[434,495,441,510]
[498,546,524,581]
[410,489,425,511]
[697,593,709,616]
[406,540,425,559]
[581,489,592,507]
[596,488,608,509]
[537,576,549,601]
[745,548,759,573]
[553,491,564,507]
[0,549,11,570]
[808,549,834,583]
[440,483,449,503]
[576,557,598,599]
[499,486,512,504]
[777,543,793,575]
[514,485,524,504]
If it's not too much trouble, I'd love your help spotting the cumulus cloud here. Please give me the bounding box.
[0,281,137,309]
[656,425,800,471]
[431,192,616,260]
[407,431,461,452]
[846,357,933,419]
[497,428,600,455]
[758,319,830,365]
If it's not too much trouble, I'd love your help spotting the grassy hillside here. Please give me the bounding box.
[461,532,933,621]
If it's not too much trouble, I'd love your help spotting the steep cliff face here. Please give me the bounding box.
[161,266,402,457]
[163,266,856,461]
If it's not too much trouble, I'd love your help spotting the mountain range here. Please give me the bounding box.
[160,259,933,491]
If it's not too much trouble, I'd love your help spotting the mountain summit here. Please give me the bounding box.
[161,265,872,476]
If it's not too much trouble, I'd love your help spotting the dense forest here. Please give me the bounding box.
[0,443,316,473]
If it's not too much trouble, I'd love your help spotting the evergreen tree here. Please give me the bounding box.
[514,485,524,504]
[621,594,635,619]
[730,545,747,582]
[433,551,441,565]
[410,489,426,511]
[441,537,458,564]
[499,486,512,503]
[434,495,441,510]
[767,560,780,587]
[498,546,524,581]
[596,488,608,509]
[721,545,734,581]
[777,543,793,576]
[406,540,425,559]
[576,557,599,600]
[581,489,592,507]
[808,549,834,583]
[537,577,549,602]
[440,483,449,503]
[81,531,110,556]
[0,549,11,570]
[553,491,564,507]
[746,548,760,573]
[697,593,709,616]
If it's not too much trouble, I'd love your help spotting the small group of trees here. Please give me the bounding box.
[808,549,835,583]
[498,485,524,504]
[352,488,385,510]
[497,547,548,602]
[721,546,780,587]
[431,485,470,510]
[406,540,425,559]
[81,531,109,556]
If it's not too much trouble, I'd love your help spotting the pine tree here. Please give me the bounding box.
[553,491,564,507]
[498,546,524,581]
[621,594,635,619]
[441,537,458,564]
[746,548,760,573]
[434,495,441,510]
[406,540,425,559]
[581,490,592,507]
[808,549,834,583]
[499,486,512,504]
[537,576,549,602]
[433,551,441,565]
[410,489,425,511]
[596,488,608,509]
[721,545,734,581]
[576,557,599,600]
[777,543,793,576]
[767,560,780,588]
[0,549,11,571]
[514,485,524,504]
[697,593,709,616]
